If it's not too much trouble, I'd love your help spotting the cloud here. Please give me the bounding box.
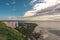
[24,4,27,7]
[7,16,17,20]
[12,8,16,11]
[24,10,36,16]
[30,0,37,5]
[11,1,16,5]
[12,7,16,11]
[31,0,37,3]
[5,1,16,6]
[30,0,44,5]
[24,0,60,16]
[5,3,10,6]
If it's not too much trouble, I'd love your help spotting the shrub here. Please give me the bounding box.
[15,23,38,39]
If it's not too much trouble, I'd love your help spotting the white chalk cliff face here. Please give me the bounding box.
[24,0,60,17]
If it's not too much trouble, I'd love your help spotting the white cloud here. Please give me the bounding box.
[45,0,60,3]
[5,1,16,6]
[30,0,37,4]
[33,3,49,11]
[30,0,44,5]
[24,0,60,16]
[11,1,16,5]
[24,4,26,7]
[33,0,60,12]
[5,3,10,6]
[24,10,36,16]
[12,8,16,11]
[7,16,17,20]
[32,0,37,3]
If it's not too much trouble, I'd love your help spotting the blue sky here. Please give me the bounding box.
[0,0,32,17]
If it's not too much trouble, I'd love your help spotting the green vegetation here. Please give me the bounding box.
[0,22,26,40]
[0,22,37,40]
[15,23,38,39]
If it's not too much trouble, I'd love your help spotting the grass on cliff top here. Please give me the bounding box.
[0,22,26,40]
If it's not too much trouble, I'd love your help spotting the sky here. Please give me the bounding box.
[24,0,60,16]
[0,0,60,18]
[0,0,32,17]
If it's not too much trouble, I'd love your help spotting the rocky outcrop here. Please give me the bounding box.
[27,26,60,40]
